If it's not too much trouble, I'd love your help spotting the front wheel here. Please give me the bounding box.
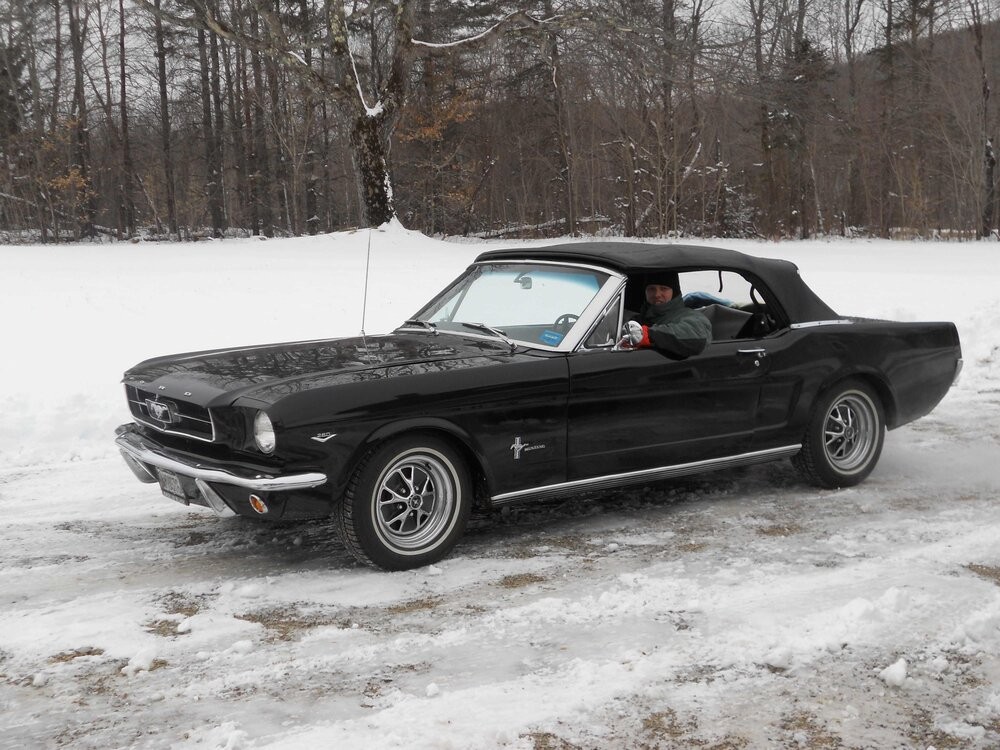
[794,379,885,489]
[336,435,472,570]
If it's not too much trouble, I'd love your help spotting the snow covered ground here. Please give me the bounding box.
[1,226,999,749]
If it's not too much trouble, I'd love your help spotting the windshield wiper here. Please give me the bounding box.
[399,319,438,334]
[459,322,516,351]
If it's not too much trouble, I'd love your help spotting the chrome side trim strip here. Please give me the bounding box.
[115,429,327,492]
[789,320,853,329]
[491,444,802,505]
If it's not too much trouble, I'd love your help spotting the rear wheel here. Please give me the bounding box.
[336,435,472,570]
[794,379,885,488]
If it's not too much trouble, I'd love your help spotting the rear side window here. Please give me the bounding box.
[679,270,757,308]
[677,270,785,340]
[679,270,784,342]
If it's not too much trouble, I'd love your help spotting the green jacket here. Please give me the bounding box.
[636,297,712,358]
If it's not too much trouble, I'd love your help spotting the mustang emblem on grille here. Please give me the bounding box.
[145,399,177,423]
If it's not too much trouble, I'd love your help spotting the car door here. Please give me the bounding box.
[566,337,769,481]
[565,271,781,482]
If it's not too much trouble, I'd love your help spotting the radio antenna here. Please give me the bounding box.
[360,227,372,350]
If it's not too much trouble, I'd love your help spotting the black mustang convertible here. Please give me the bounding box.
[116,243,962,569]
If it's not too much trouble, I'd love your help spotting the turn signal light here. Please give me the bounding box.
[249,494,269,514]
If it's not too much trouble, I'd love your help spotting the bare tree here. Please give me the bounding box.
[746,0,790,236]
[154,0,179,236]
[877,0,896,236]
[119,0,137,237]
[842,0,866,230]
[67,0,96,237]
[137,0,575,227]
[968,0,995,236]
[545,0,576,235]
[198,25,224,235]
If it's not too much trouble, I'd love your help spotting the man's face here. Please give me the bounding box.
[645,284,674,305]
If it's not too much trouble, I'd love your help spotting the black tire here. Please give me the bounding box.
[336,435,472,570]
[793,379,885,489]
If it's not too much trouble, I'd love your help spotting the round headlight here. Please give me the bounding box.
[253,411,276,454]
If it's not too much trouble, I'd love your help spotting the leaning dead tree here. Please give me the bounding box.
[138,0,567,227]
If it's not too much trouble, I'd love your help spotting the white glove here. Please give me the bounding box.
[624,320,645,345]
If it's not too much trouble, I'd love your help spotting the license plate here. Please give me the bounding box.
[157,469,187,504]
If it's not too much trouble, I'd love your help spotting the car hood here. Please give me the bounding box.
[122,332,517,407]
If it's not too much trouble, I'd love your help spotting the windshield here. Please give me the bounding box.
[411,263,611,348]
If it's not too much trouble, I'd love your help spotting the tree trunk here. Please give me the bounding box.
[971,1,994,237]
[50,0,62,135]
[67,0,95,238]
[220,28,248,231]
[266,49,291,234]
[300,0,318,235]
[198,27,224,236]
[119,0,137,237]
[350,114,395,227]
[793,0,811,239]
[153,0,177,236]
[545,0,575,235]
[23,0,52,240]
[210,24,227,233]
[982,139,995,238]
[250,43,274,236]
[95,2,124,237]
[878,0,895,238]
[661,0,677,235]
[843,0,865,229]
[237,35,258,232]
[749,0,776,236]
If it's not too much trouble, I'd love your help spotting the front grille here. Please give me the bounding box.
[126,385,216,442]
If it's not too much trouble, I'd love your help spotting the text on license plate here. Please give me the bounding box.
[157,469,187,503]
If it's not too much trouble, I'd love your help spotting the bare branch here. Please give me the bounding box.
[131,0,348,101]
[410,11,542,52]
[408,10,604,57]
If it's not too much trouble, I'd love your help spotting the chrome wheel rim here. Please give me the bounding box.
[372,449,457,552]
[823,391,878,473]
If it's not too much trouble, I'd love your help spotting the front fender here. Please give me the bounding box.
[327,417,497,503]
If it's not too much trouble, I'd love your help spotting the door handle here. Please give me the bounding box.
[737,348,766,367]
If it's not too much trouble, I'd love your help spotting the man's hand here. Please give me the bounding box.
[620,320,651,348]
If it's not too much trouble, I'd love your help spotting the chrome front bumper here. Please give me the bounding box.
[115,424,328,493]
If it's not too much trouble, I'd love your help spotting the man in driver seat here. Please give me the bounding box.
[621,272,712,358]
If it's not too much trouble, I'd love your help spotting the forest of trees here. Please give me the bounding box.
[2,0,1000,242]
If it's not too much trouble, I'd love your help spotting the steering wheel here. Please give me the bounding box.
[553,313,579,332]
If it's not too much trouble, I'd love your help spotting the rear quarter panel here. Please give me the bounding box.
[843,320,962,427]
[756,320,961,450]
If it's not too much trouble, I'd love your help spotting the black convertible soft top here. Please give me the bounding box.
[475,242,840,324]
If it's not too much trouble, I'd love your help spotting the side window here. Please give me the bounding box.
[583,294,623,349]
[678,270,784,341]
